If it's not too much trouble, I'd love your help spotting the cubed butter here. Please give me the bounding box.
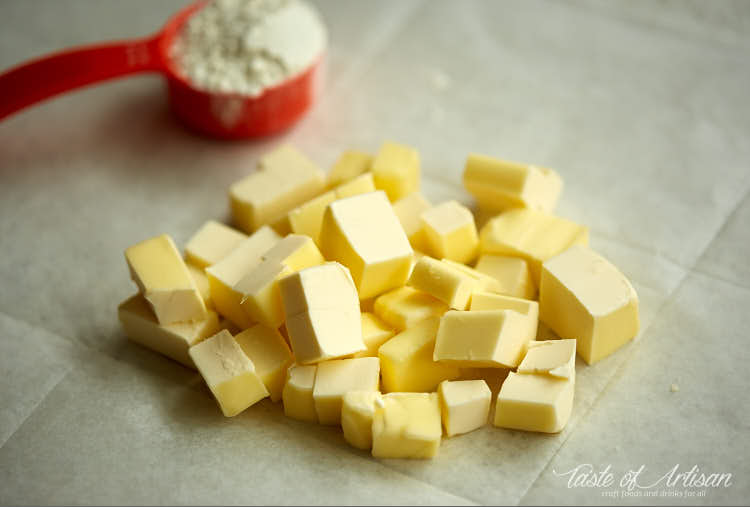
[517,339,576,379]
[469,291,539,327]
[373,286,448,331]
[187,263,213,309]
[342,391,382,450]
[493,371,574,433]
[189,330,269,417]
[371,141,420,202]
[438,379,491,437]
[282,364,318,423]
[354,312,395,358]
[420,200,479,264]
[372,392,441,459]
[288,191,336,245]
[234,323,294,401]
[441,259,503,294]
[474,254,536,299]
[185,220,247,268]
[539,245,639,365]
[327,149,372,188]
[392,192,431,253]
[313,357,380,425]
[334,171,376,199]
[407,256,476,310]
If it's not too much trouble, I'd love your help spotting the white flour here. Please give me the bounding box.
[171,0,327,96]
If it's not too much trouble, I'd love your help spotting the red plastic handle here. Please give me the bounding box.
[0,36,164,120]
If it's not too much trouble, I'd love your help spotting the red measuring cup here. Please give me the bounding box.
[0,1,322,138]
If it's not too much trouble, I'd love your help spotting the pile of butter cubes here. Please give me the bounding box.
[119,142,640,459]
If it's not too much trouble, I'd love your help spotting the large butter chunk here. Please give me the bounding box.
[342,391,382,450]
[279,262,365,364]
[539,245,639,364]
[189,330,269,417]
[374,286,448,331]
[354,312,395,358]
[378,317,459,392]
[479,208,589,285]
[475,254,536,299]
[206,226,281,329]
[371,141,420,202]
[463,153,563,213]
[518,339,576,379]
[185,220,247,268]
[320,191,413,299]
[392,192,431,252]
[434,310,534,368]
[118,294,219,369]
[372,393,441,459]
[327,149,372,188]
[438,379,491,437]
[234,323,294,402]
[230,144,326,233]
[313,357,380,425]
[282,364,318,423]
[125,234,207,324]
[493,371,574,433]
[407,256,476,310]
[420,200,479,264]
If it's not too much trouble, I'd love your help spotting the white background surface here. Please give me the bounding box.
[1,1,749,505]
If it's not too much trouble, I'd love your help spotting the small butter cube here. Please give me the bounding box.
[189,330,269,417]
[372,393,441,459]
[187,263,213,309]
[392,192,432,253]
[320,191,413,299]
[421,200,479,264]
[441,259,503,294]
[206,226,281,329]
[125,234,207,325]
[334,172,376,199]
[234,323,294,401]
[434,310,534,368]
[282,364,318,423]
[342,391,382,450]
[288,191,336,245]
[407,256,476,310]
[463,154,563,213]
[518,339,576,379]
[379,317,459,392]
[539,245,639,364]
[328,150,373,187]
[469,292,539,328]
[185,220,247,268]
[480,208,588,285]
[118,295,219,369]
[374,286,448,331]
[262,233,326,271]
[438,379,491,437]
[279,262,365,364]
[493,371,574,433]
[313,357,380,425]
[475,255,536,299]
[354,312,395,358]
[371,141,420,202]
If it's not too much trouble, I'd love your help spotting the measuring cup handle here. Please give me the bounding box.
[0,36,165,120]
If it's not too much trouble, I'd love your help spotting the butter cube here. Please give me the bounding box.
[313,357,380,425]
[463,154,563,213]
[407,256,476,310]
[342,391,382,450]
[371,141,420,202]
[187,263,213,309]
[320,191,413,299]
[189,330,269,417]
[374,286,448,331]
[441,259,504,294]
[125,234,207,325]
[334,171,376,199]
[539,245,639,364]
[234,323,294,401]
[479,208,588,285]
[206,226,281,329]
[282,364,318,423]
[327,150,372,187]
[392,192,431,253]
[379,317,459,392]
[279,262,365,364]
[354,312,395,358]
[518,339,576,379]
[230,144,325,232]
[372,393,441,459]
[433,310,534,368]
[421,200,479,264]
[288,191,336,245]
[185,220,247,268]
[493,371,574,433]
[474,254,536,299]
[469,292,539,328]
[118,295,220,369]
[438,379,491,437]
[263,233,326,270]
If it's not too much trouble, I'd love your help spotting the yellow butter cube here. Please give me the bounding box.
[421,200,479,264]
[373,286,448,331]
[378,317,459,392]
[342,391,382,450]
[371,141,420,202]
[392,192,431,253]
[288,191,336,245]
[540,245,639,365]
[372,393,441,459]
[469,292,539,328]
[463,154,563,213]
[440,259,503,295]
[125,234,207,325]
[334,171,376,199]
[327,150,372,188]
[189,330,269,417]
[518,339,576,379]
[479,208,588,285]
[313,357,380,425]
[185,220,247,268]
[354,312,395,358]
[320,191,413,299]
[407,256,476,310]
[234,323,294,402]
[187,263,213,309]
[438,379,491,437]
[474,254,536,299]
[263,233,326,271]
[282,364,318,423]
[493,371,574,433]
